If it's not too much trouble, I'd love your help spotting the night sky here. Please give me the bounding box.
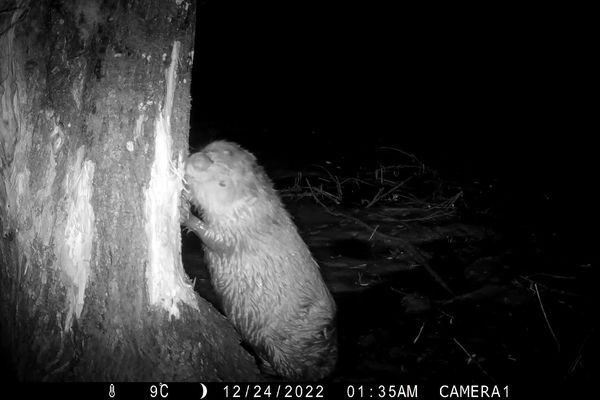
[190,3,592,205]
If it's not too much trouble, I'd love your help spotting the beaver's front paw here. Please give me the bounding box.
[179,191,192,225]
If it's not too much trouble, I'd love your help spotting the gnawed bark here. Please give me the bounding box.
[0,0,260,381]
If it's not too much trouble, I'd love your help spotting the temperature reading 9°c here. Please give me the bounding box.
[150,382,169,398]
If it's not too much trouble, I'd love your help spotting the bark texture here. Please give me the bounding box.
[0,0,260,381]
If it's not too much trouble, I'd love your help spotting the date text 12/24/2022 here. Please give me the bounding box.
[221,384,510,398]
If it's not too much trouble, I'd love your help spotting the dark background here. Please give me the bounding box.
[190,3,594,255]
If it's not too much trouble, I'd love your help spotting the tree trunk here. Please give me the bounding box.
[0,0,259,381]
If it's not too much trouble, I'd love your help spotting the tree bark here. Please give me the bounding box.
[0,0,260,381]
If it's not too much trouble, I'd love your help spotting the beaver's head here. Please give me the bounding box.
[185,141,271,219]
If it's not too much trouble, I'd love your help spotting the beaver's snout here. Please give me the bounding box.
[185,152,213,176]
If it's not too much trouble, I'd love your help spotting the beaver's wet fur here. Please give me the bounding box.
[183,140,337,381]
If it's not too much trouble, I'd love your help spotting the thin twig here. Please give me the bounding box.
[525,273,577,280]
[534,283,560,352]
[366,187,385,208]
[310,164,343,200]
[304,179,341,203]
[519,276,580,298]
[453,338,495,382]
[377,146,424,166]
[366,176,414,208]
[339,176,376,187]
[568,327,595,375]
[367,225,379,241]
[413,322,425,344]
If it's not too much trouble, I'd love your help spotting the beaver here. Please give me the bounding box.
[182,140,337,381]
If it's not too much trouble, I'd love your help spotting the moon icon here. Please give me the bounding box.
[199,383,207,399]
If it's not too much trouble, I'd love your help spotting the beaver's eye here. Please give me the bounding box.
[219,180,227,187]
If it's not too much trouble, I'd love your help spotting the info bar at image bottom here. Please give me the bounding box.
[8,382,530,399]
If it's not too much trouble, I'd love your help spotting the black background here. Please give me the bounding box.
[190,2,595,256]
[191,2,592,182]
